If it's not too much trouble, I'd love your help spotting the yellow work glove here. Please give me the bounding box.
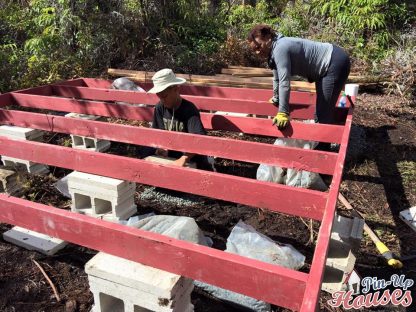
[272,112,290,130]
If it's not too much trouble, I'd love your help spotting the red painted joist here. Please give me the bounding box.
[300,109,354,311]
[79,78,112,89]
[0,137,327,220]
[0,196,308,310]
[0,109,337,174]
[14,85,52,96]
[79,77,316,104]
[51,85,315,118]
[11,93,344,143]
[0,93,15,107]
[202,114,343,144]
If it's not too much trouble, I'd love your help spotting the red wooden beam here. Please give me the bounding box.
[0,109,337,174]
[300,108,354,311]
[14,85,52,96]
[50,85,315,118]
[80,78,316,104]
[0,93,15,108]
[11,93,344,143]
[0,137,327,220]
[0,195,307,311]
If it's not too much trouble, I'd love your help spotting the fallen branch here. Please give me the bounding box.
[32,259,61,302]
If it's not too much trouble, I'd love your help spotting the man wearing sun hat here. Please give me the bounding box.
[147,68,213,170]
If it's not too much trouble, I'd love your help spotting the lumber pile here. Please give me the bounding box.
[221,66,391,84]
[108,66,390,92]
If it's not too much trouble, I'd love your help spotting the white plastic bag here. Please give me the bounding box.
[256,163,285,183]
[195,221,305,311]
[130,215,210,246]
[256,120,327,191]
[227,220,305,270]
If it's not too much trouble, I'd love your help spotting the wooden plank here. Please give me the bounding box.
[0,109,337,174]
[11,93,343,143]
[0,195,308,310]
[221,68,273,77]
[0,137,327,220]
[300,109,354,311]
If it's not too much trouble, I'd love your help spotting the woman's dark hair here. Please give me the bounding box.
[247,24,276,42]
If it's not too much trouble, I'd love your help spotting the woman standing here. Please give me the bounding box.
[247,24,350,129]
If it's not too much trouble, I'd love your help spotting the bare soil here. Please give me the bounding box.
[0,92,415,312]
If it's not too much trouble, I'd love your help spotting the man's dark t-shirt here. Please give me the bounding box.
[150,99,212,170]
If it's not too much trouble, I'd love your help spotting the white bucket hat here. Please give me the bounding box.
[147,69,186,94]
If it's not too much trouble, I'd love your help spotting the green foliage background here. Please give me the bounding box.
[0,0,415,94]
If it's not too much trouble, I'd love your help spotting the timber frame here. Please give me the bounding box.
[0,78,353,311]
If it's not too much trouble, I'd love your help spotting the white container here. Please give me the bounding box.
[345,84,359,97]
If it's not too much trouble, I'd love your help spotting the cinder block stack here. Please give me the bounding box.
[0,125,49,174]
[64,113,110,152]
[0,168,22,195]
[85,252,194,312]
[67,171,137,222]
[322,214,364,294]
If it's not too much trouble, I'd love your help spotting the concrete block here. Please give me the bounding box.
[399,207,416,232]
[70,135,111,152]
[2,226,67,255]
[67,171,135,193]
[0,125,44,141]
[321,265,350,294]
[88,275,193,312]
[331,214,364,251]
[1,157,49,175]
[323,227,358,294]
[66,113,110,152]
[69,192,136,220]
[85,252,193,299]
[68,182,135,200]
[326,239,356,272]
[144,155,196,169]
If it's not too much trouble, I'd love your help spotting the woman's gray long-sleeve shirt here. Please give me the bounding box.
[269,34,333,114]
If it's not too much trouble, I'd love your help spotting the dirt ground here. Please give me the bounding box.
[0,91,415,312]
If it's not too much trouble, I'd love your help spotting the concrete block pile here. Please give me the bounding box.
[0,125,49,174]
[322,214,364,294]
[64,113,110,152]
[86,252,194,312]
[67,171,137,222]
